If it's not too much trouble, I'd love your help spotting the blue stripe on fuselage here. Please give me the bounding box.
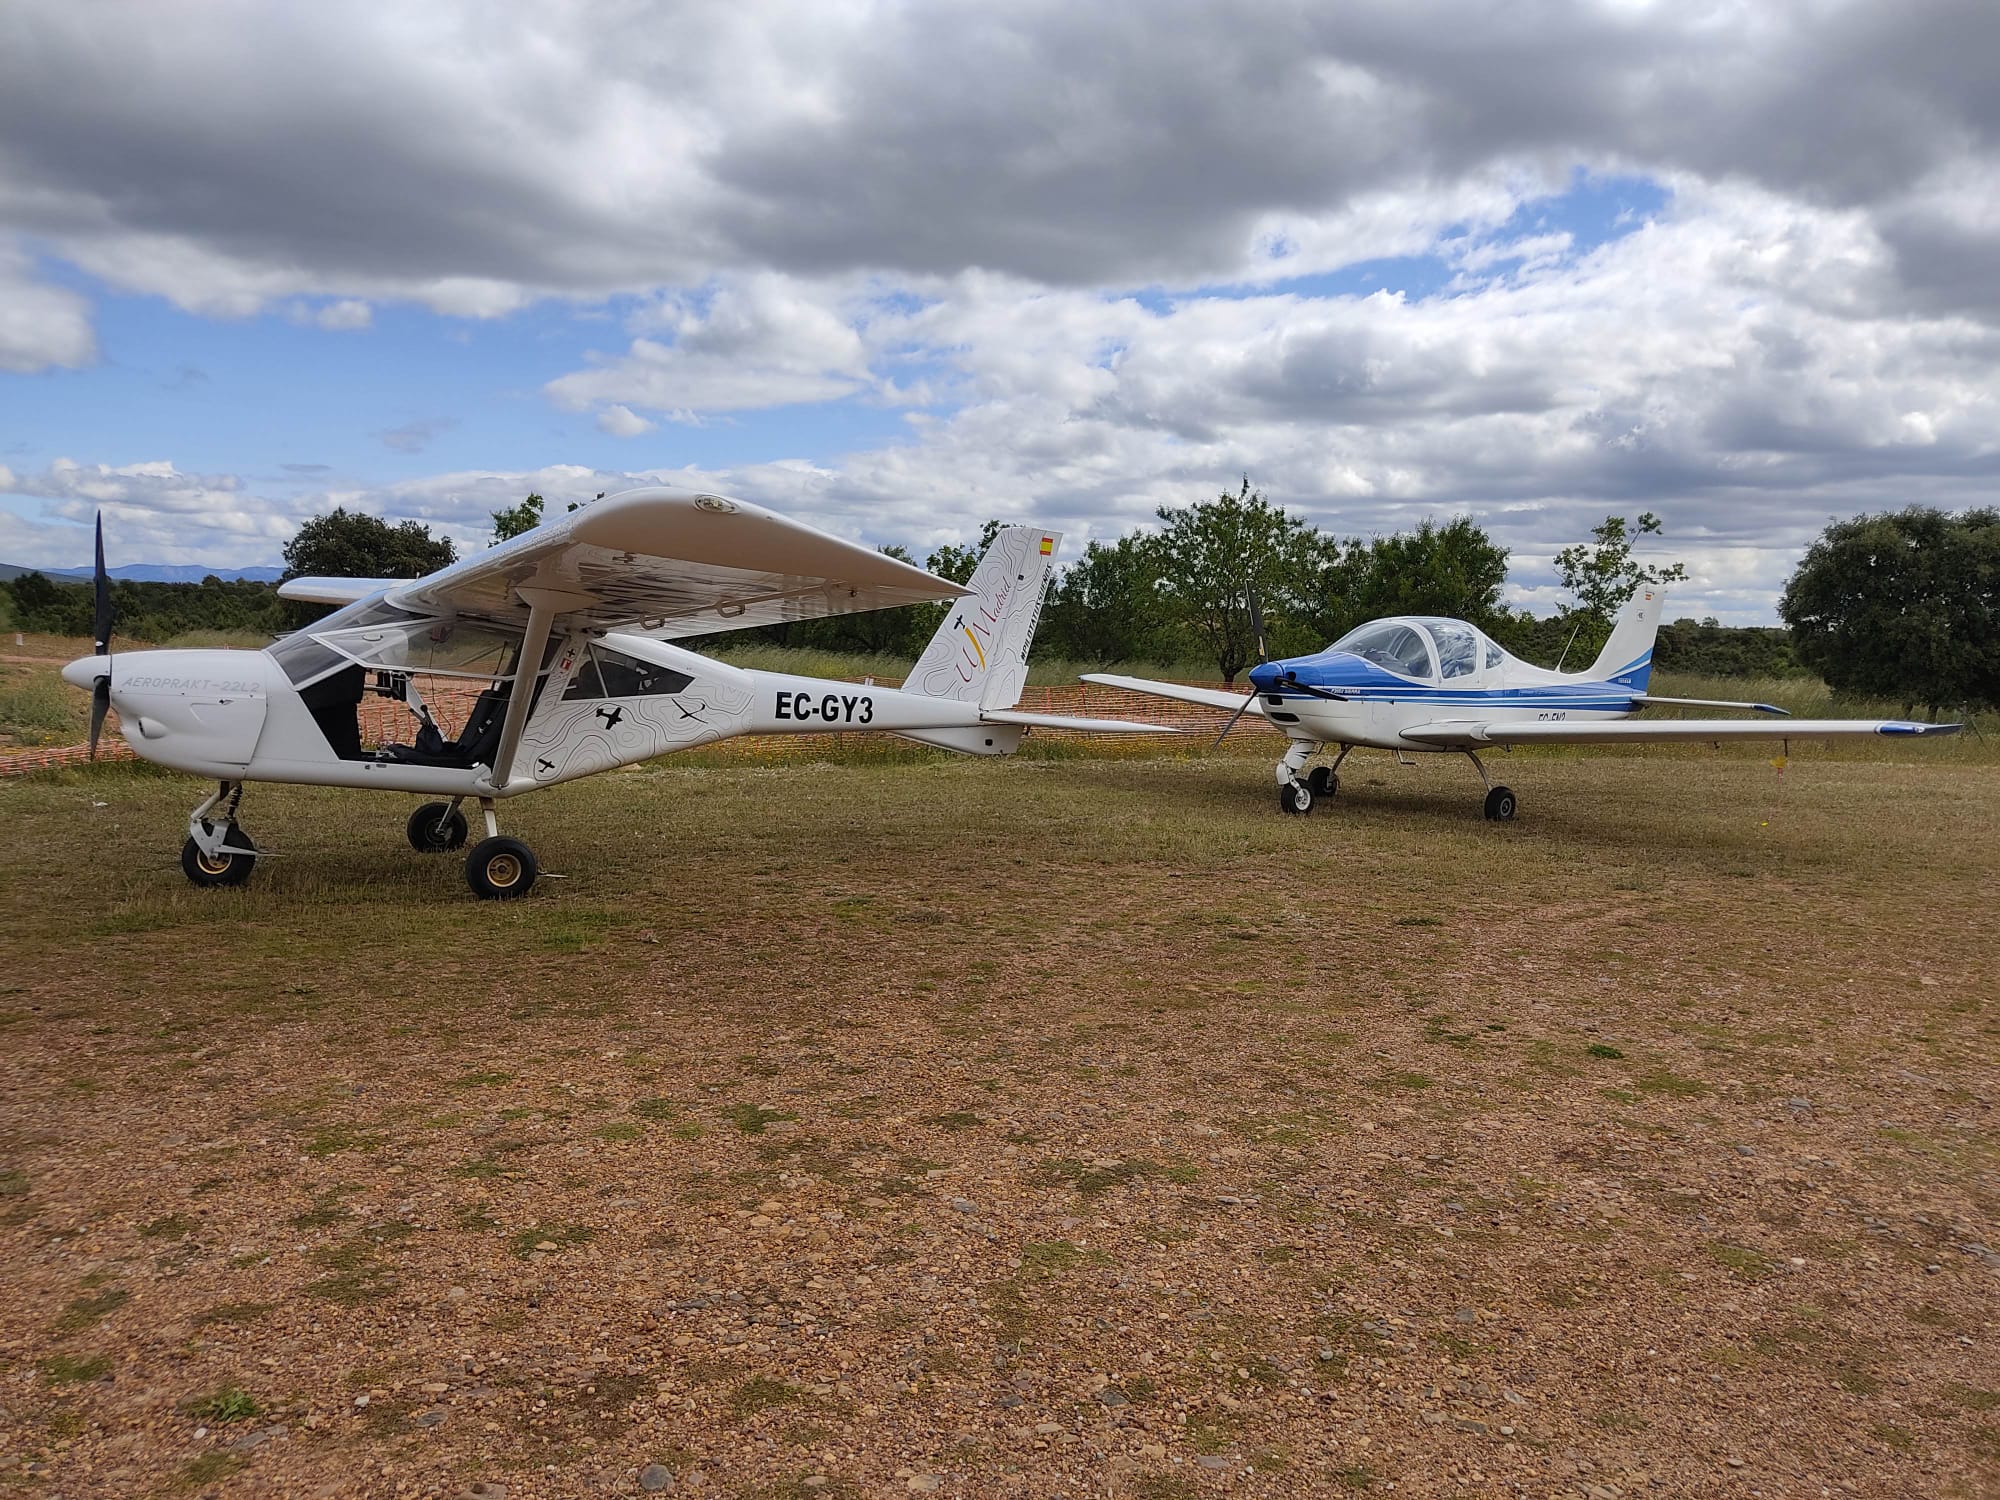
[1250,651,1635,709]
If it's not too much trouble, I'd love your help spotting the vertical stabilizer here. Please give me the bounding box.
[1587,585,1667,690]
[902,528,1061,710]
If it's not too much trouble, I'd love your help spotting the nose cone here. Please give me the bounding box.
[62,654,108,690]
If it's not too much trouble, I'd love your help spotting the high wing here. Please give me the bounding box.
[1081,673,1266,716]
[278,576,404,606]
[306,487,970,636]
[1401,718,1961,747]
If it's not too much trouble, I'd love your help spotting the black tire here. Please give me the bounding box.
[465,835,538,900]
[1483,785,1518,822]
[1278,781,1313,816]
[181,829,257,888]
[406,802,469,853]
[1306,765,1338,800]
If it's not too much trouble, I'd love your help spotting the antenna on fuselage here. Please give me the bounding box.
[1553,615,1585,674]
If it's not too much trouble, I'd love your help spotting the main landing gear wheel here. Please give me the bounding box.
[406,802,469,853]
[465,835,538,900]
[1483,785,1518,822]
[1306,765,1338,801]
[181,829,257,887]
[1279,781,1314,816]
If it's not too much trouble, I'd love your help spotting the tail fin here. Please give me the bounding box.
[1586,585,1666,690]
[903,527,1060,710]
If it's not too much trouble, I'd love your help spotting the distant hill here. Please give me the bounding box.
[0,562,286,585]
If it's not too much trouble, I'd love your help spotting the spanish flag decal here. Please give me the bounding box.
[1039,536,1054,555]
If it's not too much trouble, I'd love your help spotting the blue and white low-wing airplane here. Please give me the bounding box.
[1085,587,1960,819]
[60,488,1166,898]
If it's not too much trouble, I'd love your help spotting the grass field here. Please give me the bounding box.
[1,744,1996,1498]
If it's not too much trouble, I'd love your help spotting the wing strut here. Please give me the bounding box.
[487,589,572,789]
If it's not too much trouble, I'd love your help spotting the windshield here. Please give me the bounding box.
[1331,620,1435,680]
[270,598,524,688]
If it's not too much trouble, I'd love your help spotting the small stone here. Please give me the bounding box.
[1453,1308,1478,1325]
[447,1287,468,1301]
[1196,1455,1232,1471]
[353,1395,369,1409]
[1732,1145,1755,1157]
[1096,1387,1128,1407]
[906,1477,940,1494]
[414,1406,448,1428]
[1726,1457,1745,1468]
[459,1484,507,1500]
[535,1241,560,1253]
[1453,1418,1491,1436]
[949,1197,976,1215]
[638,1462,675,1492]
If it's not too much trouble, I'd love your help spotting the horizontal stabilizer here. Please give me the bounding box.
[1632,694,1788,715]
[1080,673,1264,716]
[983,709,1177,734]
[1401,718,1961,748]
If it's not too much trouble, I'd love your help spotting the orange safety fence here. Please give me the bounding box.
[1,679,1256,778]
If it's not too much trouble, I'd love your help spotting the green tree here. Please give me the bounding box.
[1551,512,1689,660]
[1154,479,1329,682]
[1310,516,1510,642]
[490,492,545,544]
[1779,506,2000,716]
[281,508,457,582]
[1039,534,1183,664]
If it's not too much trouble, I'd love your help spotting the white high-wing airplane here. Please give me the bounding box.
[1086,586,1960,818]
[62,488,1164,897]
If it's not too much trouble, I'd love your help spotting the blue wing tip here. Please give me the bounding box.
[1880,721,1962,736]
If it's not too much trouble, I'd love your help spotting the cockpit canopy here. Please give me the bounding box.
[1327,617,1506,682]
[269,597,524,690]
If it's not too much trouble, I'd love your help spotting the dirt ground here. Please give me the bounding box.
[1,748,1995,1498]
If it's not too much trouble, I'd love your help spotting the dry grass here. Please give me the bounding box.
[0,749,1996,1496]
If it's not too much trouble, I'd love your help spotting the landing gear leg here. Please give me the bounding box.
[1466,751,1517,822]
[1276,740,1319,815]
[464,797,538,900]
[182,780,258,887]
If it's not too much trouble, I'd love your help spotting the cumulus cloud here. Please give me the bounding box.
[595,404,656,438]
[0,242,95,371]
[548,275,875,417]
[1,1,1994,313]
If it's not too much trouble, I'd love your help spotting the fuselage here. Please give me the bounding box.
[62,635,1024,795]
[1246,615,1648,752]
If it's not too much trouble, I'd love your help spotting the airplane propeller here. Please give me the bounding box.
[88,512,114,759]
[1211,579,1351,746]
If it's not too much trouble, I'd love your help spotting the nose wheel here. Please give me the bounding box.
[181,781,259,888]
[182,827,257,886]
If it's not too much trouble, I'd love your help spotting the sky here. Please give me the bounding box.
[2,1,1997,623]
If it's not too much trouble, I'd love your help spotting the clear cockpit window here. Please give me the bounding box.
[268,596,523,688]
[1331,620,1436,680]
[560,646,694,701]
[1430,620,1479,678]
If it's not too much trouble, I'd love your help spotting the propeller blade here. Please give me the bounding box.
[92,511,114,655]
[1211,687,1260,748]
[88,674,109,760]
[1246,578,1267,665]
